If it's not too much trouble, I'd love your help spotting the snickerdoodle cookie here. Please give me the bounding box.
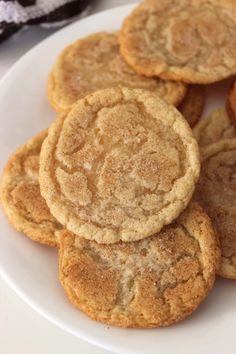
[119,0,236,83]
[59,202,220,328]
[194,109,236,147]
[178,85,205,127]
[194,139,236,279]
[0,131,62,247]
[39,87,200,244]
[226,80,236,125]
[48,32,186,112]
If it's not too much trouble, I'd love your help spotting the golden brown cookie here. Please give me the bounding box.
[119,0,236,83]
[193,109,236,147]
[48,32,186,112]
[0,131,62,247]
[226,79,236,125]
[40,87,200,244]
[59,202,220,328]
[194,139,236,279]
[178,85,205,128]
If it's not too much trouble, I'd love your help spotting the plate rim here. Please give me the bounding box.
[0,4,137,354]
[0,3,235,354]
[0,3,137,93]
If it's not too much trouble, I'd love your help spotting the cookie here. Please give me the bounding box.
[48,32,186,112]
[59,202,220,328]
[194,139,236,279]
[178,85,205,128]
[226,80,236,125]
[194,109,236,147]
[119,0,236,84]
[39,87,200,244]
[0,131,62,247]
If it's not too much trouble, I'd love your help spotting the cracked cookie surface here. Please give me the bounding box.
[194,109,236,148]
[119,0,236,83]
[194,139,236,279]
[40,87,200,244]
[48,32,186,113]
[0,131,62,247]
[59,202,220,328]
[178,85,205,128]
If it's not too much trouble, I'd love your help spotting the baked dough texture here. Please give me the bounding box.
[59,202,220,328]
[48,32,186,112]
[0,131,62,247]
[178,85,205,128]
[39,87,200,244]
[119,0,236,83]
[226,80,236,125]
[194,109,236,147]
[194,139,236,279]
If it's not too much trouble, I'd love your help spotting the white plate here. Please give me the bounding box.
[0,4,235,354]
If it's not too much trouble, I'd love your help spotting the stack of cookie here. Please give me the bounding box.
[2,0,236,328]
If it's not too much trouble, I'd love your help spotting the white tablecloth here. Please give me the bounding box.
[0,1,136,353]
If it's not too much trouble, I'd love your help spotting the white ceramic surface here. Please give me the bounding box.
[0,5,235,354]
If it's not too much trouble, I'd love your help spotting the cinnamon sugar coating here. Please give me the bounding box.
[194,139,236,278]
[40,87,200,244]
[59,202,220,328]
[119,0,236,83]
[0,131,62,247]
[194,109,236,148]
[48,32,186,112]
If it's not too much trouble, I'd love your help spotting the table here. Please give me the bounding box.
[0,1,136,353]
